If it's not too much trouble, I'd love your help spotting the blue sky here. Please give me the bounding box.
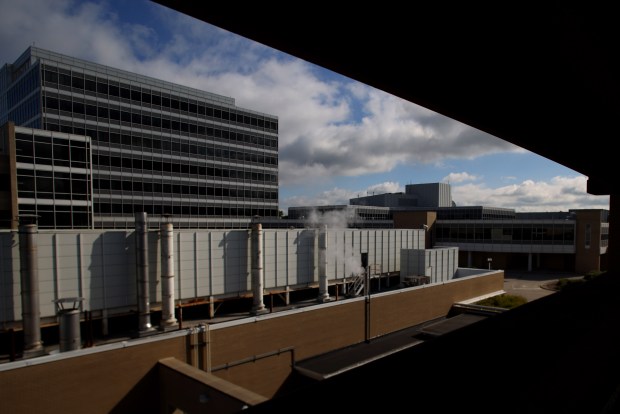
[0,0,610,214]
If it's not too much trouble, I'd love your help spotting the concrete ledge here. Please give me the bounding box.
[159,357,268,412]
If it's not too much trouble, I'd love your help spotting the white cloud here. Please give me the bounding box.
[442,172,479,183]
[0,0,527,189]
[2,1,602,215]
[366,181,402,194]
[0,0,139,71]
[451,176,609,211]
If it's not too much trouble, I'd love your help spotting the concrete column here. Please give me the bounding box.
[135,212,154,334]
[160,222,178,331]
[317,225,330,302]
[528,253,533,272]
[19,222,44,357]
[251,221,266,314]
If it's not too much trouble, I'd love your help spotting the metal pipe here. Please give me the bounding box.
[251,220,266,314]
[211,346,295,372]
[19,222,44,357]
[160,222,178,330]
[135,212,153,333]
[317,225,330,302]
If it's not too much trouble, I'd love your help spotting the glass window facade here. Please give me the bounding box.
[435,220,576,245]
[14,127,93,229]
[2,47,279,229]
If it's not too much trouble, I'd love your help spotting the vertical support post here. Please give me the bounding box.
[251,218,266,314]
[160,221,178,331]
[19,220,44,357]
[135,212,154,335]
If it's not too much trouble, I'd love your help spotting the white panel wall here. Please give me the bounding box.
[295,230,317,285]
[262,229,318,289]
[0,227,422,323]
[400,247,459,284]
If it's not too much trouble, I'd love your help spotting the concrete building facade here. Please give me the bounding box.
[350,182,453,208]
[295,183,610,274]
[0,47,279,229]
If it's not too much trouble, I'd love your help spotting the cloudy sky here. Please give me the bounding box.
[0,0,610,214]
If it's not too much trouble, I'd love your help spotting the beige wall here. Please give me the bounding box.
[206,271,503,398]
[0,336,187,413]
[0,272,503,413]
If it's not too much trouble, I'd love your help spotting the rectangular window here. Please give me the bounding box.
[97,81,108,94]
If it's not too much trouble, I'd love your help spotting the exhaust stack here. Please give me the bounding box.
[317,225,330,302]
[135,212,154,335]
[160,222,178,331]
[251,218,266,314]
[18,219,44,357]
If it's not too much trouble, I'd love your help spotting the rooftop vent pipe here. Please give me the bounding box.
[317,225,330,302]
[251,218,266,314]
[135,212,154,335]
[54,297,84,352]
[18,218,44,357]
[160,221,178,331]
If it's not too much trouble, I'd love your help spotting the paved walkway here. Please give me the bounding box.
[502,270,579,302]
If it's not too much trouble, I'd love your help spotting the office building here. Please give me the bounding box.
[289,183,610,274]
[0,47,279,229]
[350,182,453,208]
[287,204,393,228]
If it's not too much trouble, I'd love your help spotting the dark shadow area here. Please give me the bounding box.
[271,369,318,399]
[220,231,250,294]
[151,3,620,200]
[294,230,315,286]
[247,270,620,413]
[0,232,16,356]
[109,364,160,414]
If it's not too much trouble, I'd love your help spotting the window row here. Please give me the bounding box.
[436,208,516,220]
[435,224,576,245]
[94,154,277,183]
[8,94,40,126]
[42,67,278,131]
[94,178,277,200]
[17,169,91,200]
[18,203,91,229]
[41,121,277,168]
[43,96,277,149]
[95,202,279,218]
[15,133,90,168]
[7,66,40,108]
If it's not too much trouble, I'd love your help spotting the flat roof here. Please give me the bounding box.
[294,312,487,381]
